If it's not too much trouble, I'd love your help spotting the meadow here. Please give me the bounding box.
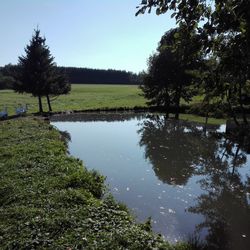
[0,84,225,124]
[0,84,146,115]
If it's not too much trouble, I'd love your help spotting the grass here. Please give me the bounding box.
[0,117,193,249]
[0,84,225,125]
[179,114,225,125]
[0,84,146,115]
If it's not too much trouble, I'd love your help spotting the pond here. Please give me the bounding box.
[51,113,250,249]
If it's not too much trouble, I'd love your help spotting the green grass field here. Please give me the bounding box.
[0,84,225,124]
[0,84,146,115]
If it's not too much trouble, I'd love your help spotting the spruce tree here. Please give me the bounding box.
[14,29,70,112]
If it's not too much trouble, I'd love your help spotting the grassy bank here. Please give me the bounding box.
[0,84,225,125]
[0,84,146,115]
[0,117,192,249]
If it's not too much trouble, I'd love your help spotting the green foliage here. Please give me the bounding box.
[0,64,16,89]
[136,0,250,125]
[14,29,70,112]
[141,28,200,118]
[0,73,14,89]
[0,117,192,249]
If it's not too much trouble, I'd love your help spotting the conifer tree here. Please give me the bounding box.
[14,29,70,112]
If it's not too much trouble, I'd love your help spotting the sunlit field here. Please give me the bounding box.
[0,84,146,115]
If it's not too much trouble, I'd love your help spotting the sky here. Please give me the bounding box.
[0,0,175,73]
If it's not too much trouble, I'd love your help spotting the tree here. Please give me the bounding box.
[136,0,250,125]
[14,29,70,112]
[0,64,16,89]
[45,69,70,112]
[0,74,14,90]
[140,28,200,118]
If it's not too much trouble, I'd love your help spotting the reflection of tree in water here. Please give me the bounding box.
[59,130,71,149]
[189,130,250,250]
[138,115,217,185]
[139,116,250,249]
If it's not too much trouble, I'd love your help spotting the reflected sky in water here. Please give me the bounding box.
[51,113,250,249]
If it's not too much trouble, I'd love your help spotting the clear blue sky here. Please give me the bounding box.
[0,0,175,73]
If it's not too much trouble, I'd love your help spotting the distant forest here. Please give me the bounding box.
[58,67,139,84]
[0,65,139,89]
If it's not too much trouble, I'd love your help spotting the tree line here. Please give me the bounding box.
[0,64,139,90]
[58,67,139,85]
[137,0,250,125]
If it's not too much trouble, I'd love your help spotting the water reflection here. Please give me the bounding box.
[189,131,250,250]
[138,115,218,185]
[51,113,250,249]
[139,116,250,249]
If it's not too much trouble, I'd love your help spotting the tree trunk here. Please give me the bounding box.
[38,96,43,113]
[164,92,170,119]
[244,14,250,125]
[232,144,240,176]
[203,114,209,134]
[227,90,239,126]
[174,86,182,120]
[174,110,179,119]
[246,14,250,81]
[203,98,209,134]
[46,95,52,112]
[238,81,248,125]
[220,139,228,161]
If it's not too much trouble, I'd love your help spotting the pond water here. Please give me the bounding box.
[51,113,250,249]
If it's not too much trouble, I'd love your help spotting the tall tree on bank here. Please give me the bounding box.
[14,29,70,112]
[136,0,250,125]
[141,28,200,118]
